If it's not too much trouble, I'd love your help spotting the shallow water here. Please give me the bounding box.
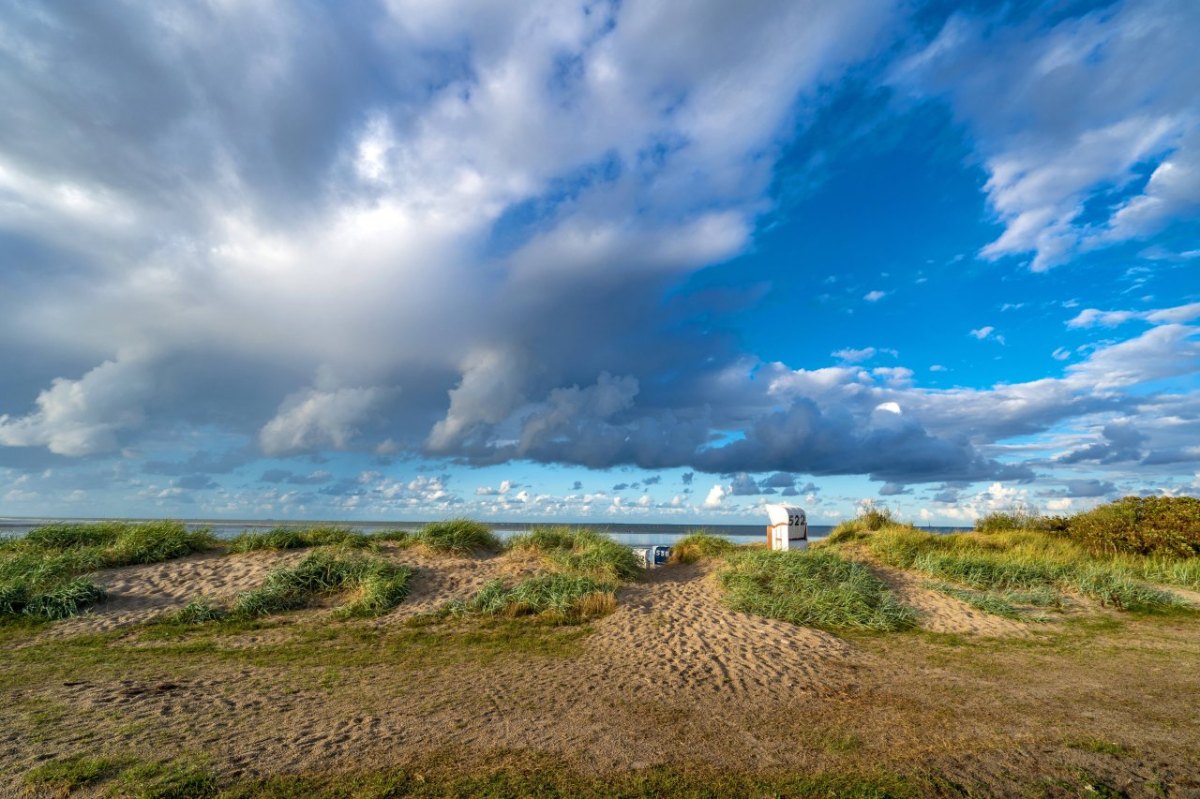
[0,517,836,547]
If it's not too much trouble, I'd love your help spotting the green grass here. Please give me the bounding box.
[416,519,500,554]
[923,582,1039,621]
[850,526,1185,612]
[24,753,135,792]
[462,574,618,623]
[211,764,923,799]
[23,753,927,799]
[0,521,216,622]
[717,549,917,632]
[667,531,738,564]
[164,597,227,624]
[508,526,642,581]
[227,526,371,553]
[229,550,413,619]
[25,754,216,798]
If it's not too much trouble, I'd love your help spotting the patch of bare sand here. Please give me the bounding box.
[870,563,1034,637]
[43,549,306,638]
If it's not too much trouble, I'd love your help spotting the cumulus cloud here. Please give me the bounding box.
[0,354,153,456]
[259,386,389,456]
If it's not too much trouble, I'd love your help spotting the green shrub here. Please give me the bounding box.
[717,549,917,632]
[975,510,1037,533]
[1065,496,1200,557]
[508,526,641,582]
[468,574,617,622]
[668,531,738,564]
[417,519,500,554]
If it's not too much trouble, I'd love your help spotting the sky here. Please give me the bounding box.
[0,0,1198,526]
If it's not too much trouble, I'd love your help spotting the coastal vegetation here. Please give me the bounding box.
[414,518,501,554]
[1,521,214,621]
[227,526,371,553]
[508,526,642,582]
[229,550,413,619]
[667,531,738,564]
[461,574,618,623]
[717,549,917,632]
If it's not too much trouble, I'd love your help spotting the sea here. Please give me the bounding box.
[0,517,965,547]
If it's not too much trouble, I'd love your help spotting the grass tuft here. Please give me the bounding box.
[1,521,214,621]
[508,526,642,582]
[417,519,500,555]
[165,596,228,625]
[668,531,737,564]
[467,574,618,623]
[227,526,369,553]
[231,550,413,619]
[718,549,917,632]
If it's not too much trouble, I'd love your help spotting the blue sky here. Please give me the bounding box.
[0,0,1197,525]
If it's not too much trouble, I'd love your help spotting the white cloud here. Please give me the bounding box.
[703,483,728,508]
[895,1,1200,269]
[0,354,153,456]
[259,386,388,456]
[863,290,887,302]
[1067,301,1200,329]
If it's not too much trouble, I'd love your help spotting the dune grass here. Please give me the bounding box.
[718,549,917,632]
[0,521,215,621]
[921,582,1047,621]
[228,550,413,620]
[227,526,371,553]
[852,526,1185,612]
[507,526,642,582]
[416,519,500,555]
[463,574,618,623]
[667,531,738,564]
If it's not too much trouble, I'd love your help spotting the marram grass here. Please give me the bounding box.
[463,573,618,624]
[507,526,642,582]
[228,526,371,553]
[229,550,413,619]
[668,531,738,564]
[416,519,500,554]
[1,521,214,621]
[855,526,1184,612]
[718,549,917,632]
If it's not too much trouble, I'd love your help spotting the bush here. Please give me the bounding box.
[468,574,617,623]
[417,519,500,554]
[508,526,641,582]
[717,549,917,632]
[1065,496,1200,558]
[668,531,737,564]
